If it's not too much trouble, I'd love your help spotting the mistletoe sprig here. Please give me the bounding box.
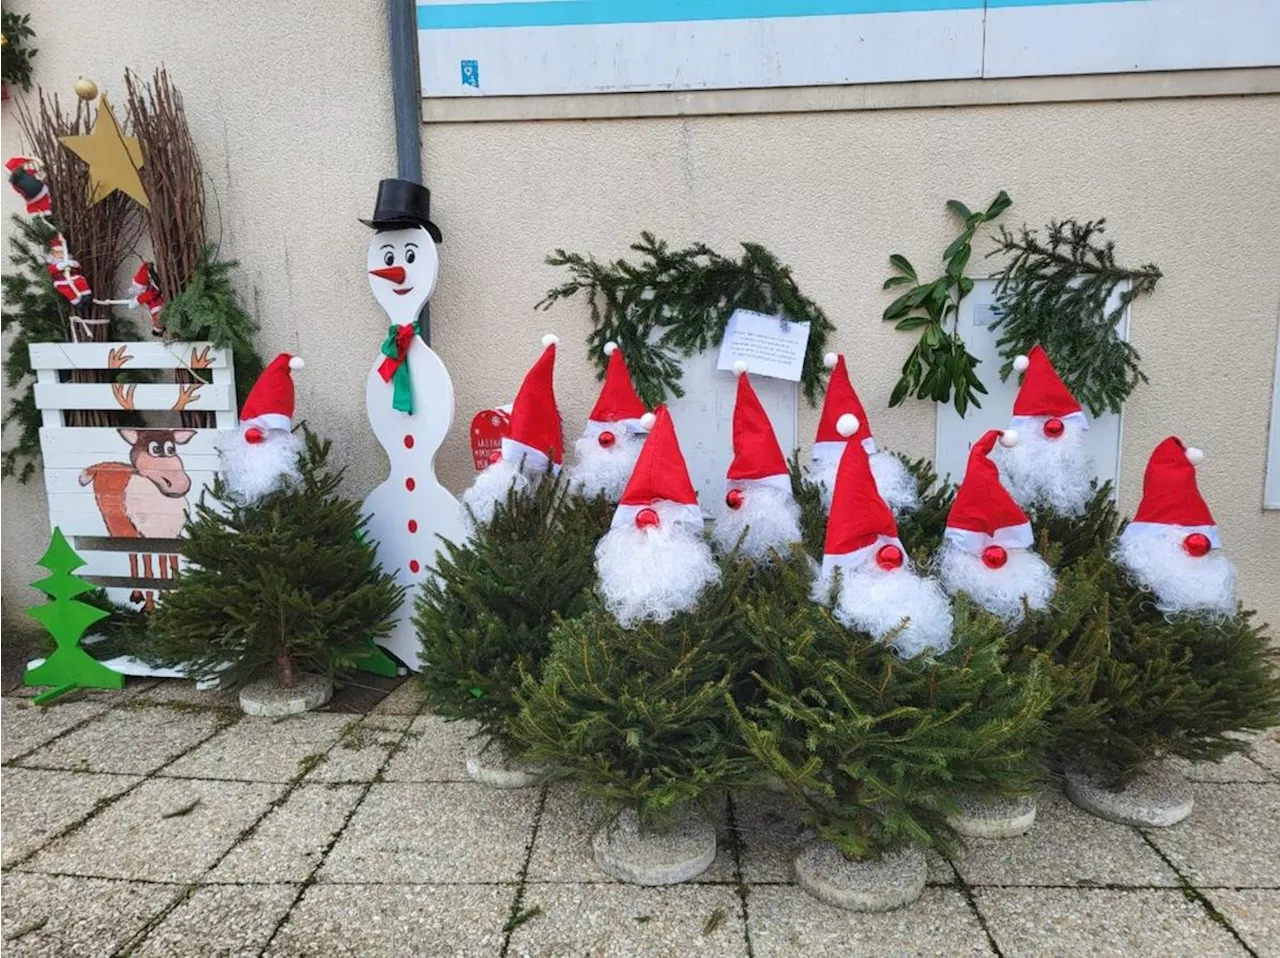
[538,232,835,407]
[988,219,1161,416]
[882,191,1012,417]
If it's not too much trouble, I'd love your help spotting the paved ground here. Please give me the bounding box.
[1,679,1277,958]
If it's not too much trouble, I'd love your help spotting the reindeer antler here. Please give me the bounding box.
[171,382,202,412]
[112,383,137,410]
[188,345,212,370]
[108,346,134,369]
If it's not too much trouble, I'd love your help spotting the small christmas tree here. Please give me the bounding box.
[1027,550,1280,787]
[24,528,125,699]
[416,473,610,754]
[145,430,404,688]
[730,551,1050,861]
[511,556,756,829]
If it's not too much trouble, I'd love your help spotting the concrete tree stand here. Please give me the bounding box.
[1065,762,1194,827]
[592,806,717,885]
[948,793,1039,839]
[465,736,545,789]
[794,842,927,912]
[239,674,333,716]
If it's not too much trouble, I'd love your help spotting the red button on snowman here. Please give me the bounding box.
[359,179,467,670]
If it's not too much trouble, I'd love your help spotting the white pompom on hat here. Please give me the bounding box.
[603,340,619,356]
[836,413,860,438]
[1012,354,1031,373]
[823,352,839,369]
[999,429,1019,448]
[541,332,559,347]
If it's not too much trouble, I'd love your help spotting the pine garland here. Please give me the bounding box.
[538,232,835,407]
[988,219,1162,416]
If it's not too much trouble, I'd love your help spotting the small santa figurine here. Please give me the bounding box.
[567,341,651,500]
[936,429,1055,623]
[217,353,305,505]
[811,352,918,514]
[999,345,1096,516]
[6,156,51,216]
[817,419,952,659]
[710,362,802,561]
[595,405,720,626]
[461,334,562,525]
[1115,437,1236,617]
[45,233,92,309]
[129,262,167,336]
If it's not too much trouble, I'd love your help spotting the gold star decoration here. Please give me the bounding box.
[59,94,150,209]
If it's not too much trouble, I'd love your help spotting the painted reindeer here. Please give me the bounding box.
[80,428,194,609]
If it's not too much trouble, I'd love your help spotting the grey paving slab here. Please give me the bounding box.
[747,885,992,958]
[131,883,299,958]
[303,719,406,783]
[133,678,239,709]
[0,872,180,958]
[264,882,510,958]
[208,783,364,883]
[528,784,735,884]
[380,712,479,781]
[1144,782,1280,887]
[369,678,423,715]
[1169,752,1274,784]
[1,768,141,866]
[318,781,538,883]
[974,888,1248,958]
[162,713,353,782]
[1203,888,1280,957]
[1,698,109,763]
[22,777,284,883]
[953,789,1178,887]
[17,705,223,775]
[508,883,747,958]
[732,789,956,886]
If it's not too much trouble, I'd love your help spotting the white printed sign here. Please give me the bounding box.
[715,309,810,382]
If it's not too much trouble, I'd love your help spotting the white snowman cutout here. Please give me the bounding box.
[360,179,467,670]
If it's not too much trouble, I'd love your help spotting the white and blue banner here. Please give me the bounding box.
[417,0,1280,97]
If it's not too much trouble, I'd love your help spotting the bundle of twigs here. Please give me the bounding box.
[125,67,211,426]
[18,91,145,427]
[18,90,145,342]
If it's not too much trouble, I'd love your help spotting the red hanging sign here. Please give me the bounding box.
[470,409,511,471]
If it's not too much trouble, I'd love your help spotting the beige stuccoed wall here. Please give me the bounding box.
[3,0,1278,631]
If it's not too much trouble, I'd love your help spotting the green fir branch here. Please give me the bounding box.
[538,232,836,407]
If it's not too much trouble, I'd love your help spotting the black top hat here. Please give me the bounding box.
[361,178,442,242]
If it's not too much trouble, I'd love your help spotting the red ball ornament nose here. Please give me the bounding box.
[597,430,616,449]
[1183,532,1212,558]
[245,426,265,445]
[875,544,904,571]
[1043,417,1065,439]
[635,507,660,530]
[982,545,1008,569]
[725,489,744,511]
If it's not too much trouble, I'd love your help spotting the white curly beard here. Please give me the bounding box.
[1114,529,1238,618]
[999,422,1095,516]
[935,543,1056,624]
[815,449,919,514]
[710,484,801,561]
[461,459,532,527]
[814,564,954,659]
[595,502,721,627]
[568,430,645,501]
[216,430,303,505]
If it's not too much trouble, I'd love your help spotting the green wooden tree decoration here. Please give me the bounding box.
[24,528,124,702]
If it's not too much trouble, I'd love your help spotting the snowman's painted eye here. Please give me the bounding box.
[405,248,416,264]
[383,250,395,267]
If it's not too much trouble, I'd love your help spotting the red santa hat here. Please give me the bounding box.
[612,404,703,531]
[1011,345,1088,434]
[726,363,791,496]
[822,429,905,577]
[1120,437,1219,550]
[945,429,1033,554]
[240,353,304,434]
[812,353,875,466]
[585,341,649,437]
[501,334,563,471]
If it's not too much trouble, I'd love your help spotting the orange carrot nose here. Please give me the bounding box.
[369,266,407,284]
